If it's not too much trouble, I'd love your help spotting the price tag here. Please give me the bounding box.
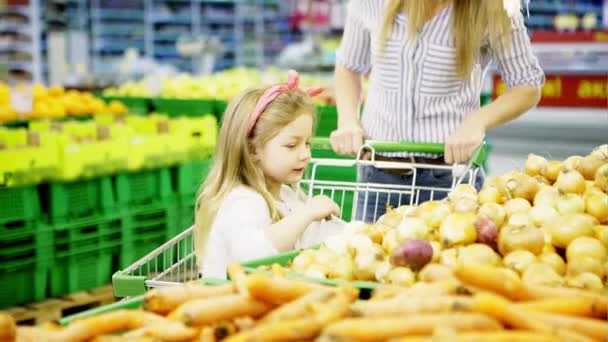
[10,86,33,117]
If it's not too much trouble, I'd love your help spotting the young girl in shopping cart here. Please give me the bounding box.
[195,70,346,279]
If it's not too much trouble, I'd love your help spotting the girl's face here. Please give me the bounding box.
[255,114,313,194]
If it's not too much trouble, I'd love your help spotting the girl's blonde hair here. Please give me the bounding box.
[194,85,316,261]
[380,0,512,78]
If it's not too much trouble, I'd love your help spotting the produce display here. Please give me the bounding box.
[277,145,608,292]
[3,264,606,341]
[102,68,337,105]
[0,83,128,123]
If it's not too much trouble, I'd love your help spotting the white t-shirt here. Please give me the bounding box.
[200,185,346,279]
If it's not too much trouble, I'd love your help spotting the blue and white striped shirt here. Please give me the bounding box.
[336,0,545,156]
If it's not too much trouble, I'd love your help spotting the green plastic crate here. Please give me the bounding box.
[0,260,45,308]
[100,96,151,114]
[174,159,212,197]
[52,216,123,256]
[315,105,337,137]
[152,98,216,117]
[0,185,41,227]
[46,177,116,222]
[214,100,227,119]
[50,248,114,297]
[115,168,174,207]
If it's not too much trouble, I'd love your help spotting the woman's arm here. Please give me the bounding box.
[332,64,366,155]
[445,13,544,164]
[445,85,541,164]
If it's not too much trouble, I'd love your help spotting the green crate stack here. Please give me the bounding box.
[115,168,174,208]
[0,186,51,308]
[152,99,216,118]
[49,218,122,297]
[315,105,337,137]
[173,159,212,232]
[45,176,117,221]
[119,203,179,269]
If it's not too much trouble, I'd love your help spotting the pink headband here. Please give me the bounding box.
[246,69,323,136]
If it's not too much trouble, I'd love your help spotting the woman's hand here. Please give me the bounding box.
[445,117,485,164]
[330,121,366,156]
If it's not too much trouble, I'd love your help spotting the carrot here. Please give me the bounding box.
[320,313,502,341]
[516,297,606,319]
[472,292,594,342]
[352,295,473,317]
[92,335,156,342]
[524,285,607,317]
[453,262,528,301]
[199,327,216,342]
[225,290,353,342]
[168,294,273,326]
[371,279,472,301]
[260,289,336,323]
[246,273,327,305]
[228,264,250,297]
[528,311,607,341]
[143,283,234,315]
[388,331,562,342]
[0,313,16,342]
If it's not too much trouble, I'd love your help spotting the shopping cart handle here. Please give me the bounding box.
[311,137,488,168]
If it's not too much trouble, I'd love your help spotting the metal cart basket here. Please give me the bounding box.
[112,138,488,297]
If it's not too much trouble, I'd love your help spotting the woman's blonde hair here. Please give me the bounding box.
[380,0,512,78]
[194,85,316,260]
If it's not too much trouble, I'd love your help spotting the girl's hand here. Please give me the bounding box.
[305,195,341,221]
[445,118,485,164]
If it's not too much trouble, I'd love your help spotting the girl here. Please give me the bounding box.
[331,0,544,221]
[195,70,343,279]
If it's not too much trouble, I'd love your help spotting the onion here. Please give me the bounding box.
[594,163,608,192]
[533,186,559,208]
[585,193,608,223]
[439,213,477,248]
[381,228,402,255]
[544,213,596,248]
[418,263,454,282]
[390,239,433,271]
[458,243,502,267]
[538,252,566,276]
[525,153,548,177]
[529,206,559,227]
[397,217,432,241]
[439,248,459,267]
[386,267,416,287]
[566,236,607,263]
[328,255,354,280]
[452,197,479,213]
[591,144,608,159]
[505,172,540,202]
[498,225,545,255]
[429,241,442,263]
[522,263,564,287]
[593,225,608,248]
[478,186,504,205]
[584,181,604,197]
[508,213,534,228]
[474,217,499,247]
[377,207,403,228]
[478,203,507,227]
[414,201,452,229]
[448,184,478,202]
[577,155,606,180]
[503,250,537,275]
[563,155,584,171]
[567,256,606,279]
[555,170,586,194]
[543,160,564,183]
[534,175,551,186]
[566,272,605,293]
[504,198,532,216]
[556,193,585,215]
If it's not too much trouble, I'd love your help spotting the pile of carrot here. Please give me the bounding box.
[2,262,606,342]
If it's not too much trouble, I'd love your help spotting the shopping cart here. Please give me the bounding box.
[112,138,488,297]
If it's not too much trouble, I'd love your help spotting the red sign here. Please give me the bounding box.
[493,74,608,108]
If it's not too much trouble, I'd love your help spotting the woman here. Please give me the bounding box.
[330,0,544,222]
